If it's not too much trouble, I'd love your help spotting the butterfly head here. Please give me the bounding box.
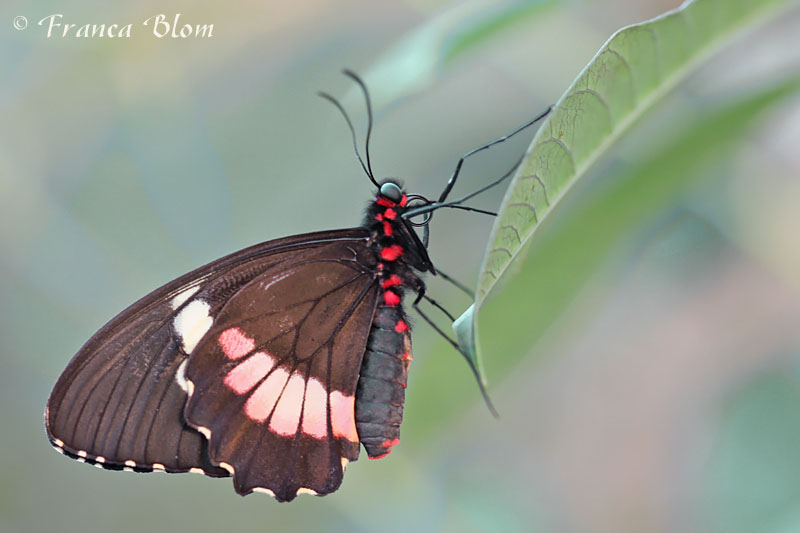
[378,181,405,206]
[375,179,408,208]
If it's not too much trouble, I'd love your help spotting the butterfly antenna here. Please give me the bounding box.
[342,70,376,184]
[318,91,379,188]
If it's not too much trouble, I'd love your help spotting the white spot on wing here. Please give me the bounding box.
[175,359,190,393]
[173,299,212,353]
[197,426,211,439]
[189,468,204,475]
[52,446,64,455]
[95,456,105,464]
[53,438,64,447]
[253,487,276,497]
[219,462,234,475]
[152,463,166,472]
[341,458,349,470]
[76,457,86,463]
[123,467,134,472]
[124,460,136,468]
[170,285,200,310]
[297,488,318,496]
[77,450,87,458]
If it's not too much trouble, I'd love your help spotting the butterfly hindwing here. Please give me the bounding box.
[183,242,380,501]
[46,229,373,482]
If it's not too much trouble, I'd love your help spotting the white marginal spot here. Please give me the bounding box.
[152,463,166,472]
[76,457,86,463]
[297,488,318,496]
[53,438,64,447]
[175,359,190,393]
[77,450,87,458]
[219,462,235,475]
[189,468,204,475]
[197,426,211,439]
[124,460,136,468]
[93,463,104,469]
[341,458,349,470]
[123,467,134,472]
[173,299,213,354]
[253,487,276,498]
[170,285,200,310]
[52,446,64,455]
[95,456,106,464]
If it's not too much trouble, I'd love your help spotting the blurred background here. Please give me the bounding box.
[1,0,799,532]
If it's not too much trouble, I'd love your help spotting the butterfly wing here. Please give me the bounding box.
[46,229,374,486]
[183,241,380,500]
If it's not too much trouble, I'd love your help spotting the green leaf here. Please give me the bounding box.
[454,0,797,382]
[469,76,800,382]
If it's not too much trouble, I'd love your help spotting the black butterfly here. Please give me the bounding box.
[45,71,550,502]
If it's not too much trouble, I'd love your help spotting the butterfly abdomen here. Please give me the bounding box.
[355,302,412,459]
[354,184,426,460]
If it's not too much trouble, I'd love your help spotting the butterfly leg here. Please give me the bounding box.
[434,268,474,299]
[409,284,499,417]
[420,293,457,322]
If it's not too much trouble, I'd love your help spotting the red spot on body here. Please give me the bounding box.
[402,352,412,361]
[369,451,391,460]
[383,208,397,220]
[384,291,401,306]
[380,245,404,261]
[376,197,395,208]
[374,213,383,221]
[399,194,408,206]
[382,438,400,448]
[382,275,402,289]
[394,320,408,332]
[370,438,401,460]
[382,221,393,236]
[219,328,255,360]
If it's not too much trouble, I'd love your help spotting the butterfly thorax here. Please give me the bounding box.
[362,181,434,272]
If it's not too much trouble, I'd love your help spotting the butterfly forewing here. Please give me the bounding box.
[46,229,372,482]
[183,243,380,500]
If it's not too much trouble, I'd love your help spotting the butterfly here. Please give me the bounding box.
[45,70,551,502]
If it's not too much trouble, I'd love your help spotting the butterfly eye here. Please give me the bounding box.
[379,182,403,202]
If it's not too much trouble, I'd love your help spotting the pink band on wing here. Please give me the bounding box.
[218,327,256,360]
[223,352,275,395]
[269,373,305,436]
[301,377,328,439]
[330,391,358,442]
[244,367,289,422]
